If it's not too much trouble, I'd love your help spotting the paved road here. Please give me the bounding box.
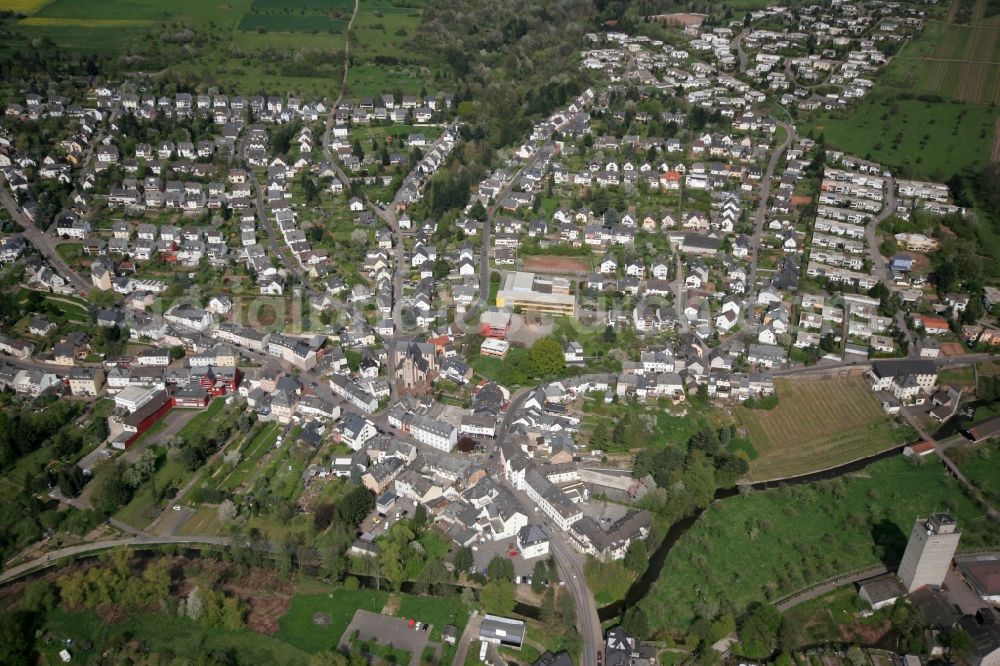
[0,174,91,294]
[0,535,231,585]
[450,611,481,666]
[732,30,749,73]
[743,121,795,325]
[865,174,916,347]
[549,534,602,665]
[775,565,890,611]
[493,388,602,665]
[239,143,314,293]
[461,142,553,330]
[0,354,81,375]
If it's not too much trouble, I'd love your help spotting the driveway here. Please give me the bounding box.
[339,610,432,666]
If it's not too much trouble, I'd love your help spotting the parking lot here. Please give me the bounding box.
[580,498,631,524]
[339,610,433,666]
[470,533,537,578]
[360,496,417,538]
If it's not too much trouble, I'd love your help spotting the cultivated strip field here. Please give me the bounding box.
[895,0,1000,103]
[992,117,1000,162]
[738,375,909,481]
[522,254,593,275]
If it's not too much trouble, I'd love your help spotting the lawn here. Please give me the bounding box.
[277,588,389,653]
[114,454,189,530]
[946,439,1000,505]
[55,242,83,263]
[396,593,469,645]
[175,505,223,536]
[637,456,1000,633]
[41,607,311,665]
[17,288,89,321]
[737,375,913,481]
[176,398,228,440]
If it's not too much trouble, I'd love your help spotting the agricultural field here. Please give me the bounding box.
[7,0,252,53]
[345,0,435,96]
[638,456,1000,633]
[883,0,1000,105]
[799,0,1000,179]
[237,0,353,34]
[238,13,346,33]
[737,375,913,481]
[1,0,416,95]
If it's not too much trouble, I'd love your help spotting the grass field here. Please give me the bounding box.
[277,589,389,653]
[17,288,89,322]
[41,607,311,665]
[343,0,434,95]
[946,438,1000,505]
[800,93,997,180]
[780,585,886,649]
[113,453,188,529]
[638,456,1000,633]
[238,13,346,32]
[738,375,913,481]
[175,504,223,536]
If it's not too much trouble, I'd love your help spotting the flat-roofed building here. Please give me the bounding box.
[479,614,526,650]
[496,271,576,317]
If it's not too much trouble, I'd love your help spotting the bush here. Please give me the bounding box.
[742,395,779,410]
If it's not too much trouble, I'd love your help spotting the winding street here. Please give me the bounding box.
[0,174,91,295]
[0,535,232,586]
[732,29,749,74]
